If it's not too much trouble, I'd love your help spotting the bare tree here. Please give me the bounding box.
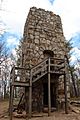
[0,38,12,99]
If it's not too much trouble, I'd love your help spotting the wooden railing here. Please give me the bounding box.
[31,57,48,82]
[10,66,30,87]
[10,57,65,86]
[31,57,65,83]
[9,57,66,120]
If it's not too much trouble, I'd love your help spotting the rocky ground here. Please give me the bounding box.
[0,100,80,120]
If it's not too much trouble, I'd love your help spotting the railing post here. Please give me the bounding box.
[29,69,32,118]
[25,87,27,116]
[10,66,15,120]
[48,57,51,116]
[10,86,14,120]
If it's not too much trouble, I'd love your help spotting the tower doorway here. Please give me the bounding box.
[43,83,56,108]
[43,50,54,58]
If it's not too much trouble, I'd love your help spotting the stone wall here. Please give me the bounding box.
[22,7,66,68]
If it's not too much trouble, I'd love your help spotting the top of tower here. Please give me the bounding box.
[29,6,60,18]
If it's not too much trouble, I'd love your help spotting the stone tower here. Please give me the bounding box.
[22,7,66,68]
[9,8,70,118]
[21,7,69,112]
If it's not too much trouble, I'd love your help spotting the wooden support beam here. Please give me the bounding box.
[10,86,14,120]
[29,69,32,118]
[64,73,68,114]
[10,66,15,120]
[48,57,51,116]
[17,93,24,111]
[11,82,29,87]
[25,87,28,116]
[9,85,11,116]
[15,66,30,70]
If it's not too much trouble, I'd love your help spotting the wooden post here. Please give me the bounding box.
[25,87,27,116]
[48,57,51,116]
[9,85,11,116]
[10,85,14,120]
[10,66,15,120]
[9,85,12,116]
[29,69,32,118]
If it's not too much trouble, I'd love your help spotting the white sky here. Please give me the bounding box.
[0,0,80,63]
[1,0,80,39]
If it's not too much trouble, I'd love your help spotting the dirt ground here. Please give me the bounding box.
[0,100,80,120]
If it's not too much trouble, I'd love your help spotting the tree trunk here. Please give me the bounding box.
[70,70,78,97]
[65,55,78,97]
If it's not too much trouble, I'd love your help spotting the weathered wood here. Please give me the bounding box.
[9,85,12,116]
[32,57,65,83]
[12,66,15,83]
[50,71,65,75]
[15,66,30,70]
[50,57,64,61]
[50,64,64,67]
[17,93,24,111]
[25,87,28,116]
[10,86,14,120]
[32,71,47,83]
[11,81,29,87]
[29,69,32,118]
[10,66,15,120]
[9,57,66,119]
[32,64,47,76]
[32,57,48,71]
[69,104,80,113]
[48,57,51,116]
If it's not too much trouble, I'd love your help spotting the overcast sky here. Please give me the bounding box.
[0,0,80,63]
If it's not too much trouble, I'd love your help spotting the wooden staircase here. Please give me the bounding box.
[10,57,65,87]
[32,57,65,83]
[9,57,67,120]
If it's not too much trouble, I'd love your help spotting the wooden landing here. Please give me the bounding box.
[11,81,29,87]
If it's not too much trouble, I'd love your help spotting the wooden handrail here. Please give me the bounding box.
[10,66,30,74]
[15,66,30,70]
[31,57,48,71]
[10,57,65,84]
[50,57,65,61]
[32,64,48,76]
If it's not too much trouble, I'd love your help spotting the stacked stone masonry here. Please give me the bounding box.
[23,7,65,68]
[22,7,69,111]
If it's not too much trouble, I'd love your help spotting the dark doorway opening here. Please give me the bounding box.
[43,83,48,106]
[43,83,56,108]
[43,50,54,58]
